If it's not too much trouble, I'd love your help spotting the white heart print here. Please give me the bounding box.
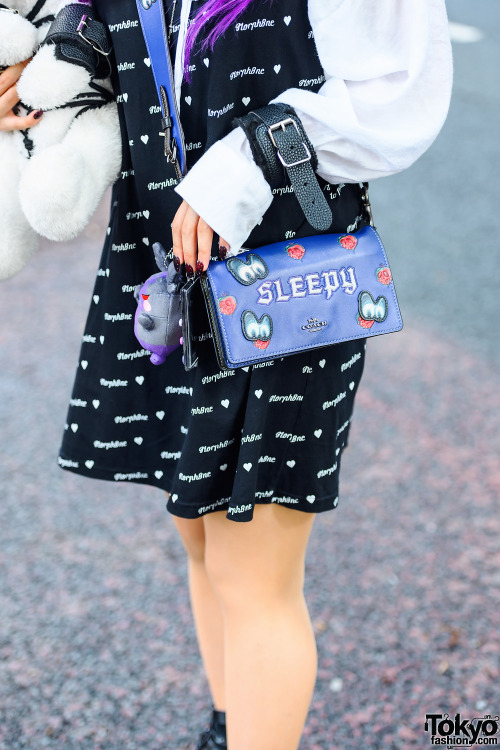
[274,64,281,74]
[71,424,78,433]
[155,471,163,479]
[135,376,144,385]
[92,400,100,409]
[242,97,251,106]
[156,411,165,420]
[134,437,143,445]
[81,360,88,370]
[221,399,230,408]
[254,389,263,399]
[100,336,105,345]
[349,382,355,391]
[142,237,149,246]
[286,460,296,468]
[122,92,128,103]
[143,210,150,219]
[141,134,149,144]
[185,95,192,105]
[284,15,292,25]
[144,57,151,67]
[306,495,316,504]
[319,359,326,368]
[93,295,99,304]
[203,58,209,67]
[314,429,322,438]
[220,464,228,471]
[243,463,252,472]
[85,460,94,469]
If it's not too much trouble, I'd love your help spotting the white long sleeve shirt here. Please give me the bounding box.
[174,0,453,251]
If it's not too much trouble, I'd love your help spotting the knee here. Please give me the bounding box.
[205,548,304,614]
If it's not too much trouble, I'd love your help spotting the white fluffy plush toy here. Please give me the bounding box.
[0,0,121,279]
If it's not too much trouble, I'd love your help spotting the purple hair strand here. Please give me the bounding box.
[183,0,260,79]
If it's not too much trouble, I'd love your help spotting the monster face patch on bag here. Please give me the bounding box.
[226,254,268,286]
[358,291,388,323]
[241,310,273,350]
[202,225,403,370]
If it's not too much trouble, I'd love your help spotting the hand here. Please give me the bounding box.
[171,199,229,277]
[0,60,43,131]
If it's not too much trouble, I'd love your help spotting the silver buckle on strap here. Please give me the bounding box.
[77,15,111,56]
[268,118,312,169]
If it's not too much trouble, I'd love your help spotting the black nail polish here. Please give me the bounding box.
[218,244,228,261]
[33,109,43,120]
[185,263,194,278]
[195,260,204,276]
[173,254,181,272]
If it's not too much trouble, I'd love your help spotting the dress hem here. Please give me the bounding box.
[57,451,341,522]
[165,493,340,522]
[57,452,177,491]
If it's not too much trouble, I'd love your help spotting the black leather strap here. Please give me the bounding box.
[42,3,112,79]
[234,103,332,232]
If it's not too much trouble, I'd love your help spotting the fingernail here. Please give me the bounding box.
[173,254,181,272]
[33,109,43,120]
[195,260,204,276]
[185,263,194,278]
[218,243,228,261]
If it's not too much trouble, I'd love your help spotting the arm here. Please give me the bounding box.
[272,0,453,184]
[174,0,453,265]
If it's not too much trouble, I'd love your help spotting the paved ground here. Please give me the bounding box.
[1,3,499,748]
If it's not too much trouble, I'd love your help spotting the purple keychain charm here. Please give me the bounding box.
[134,242,184,365]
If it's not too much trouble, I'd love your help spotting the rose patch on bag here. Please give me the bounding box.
[218,295,237,315]
[376,265,392,285]
[338,235,357,250]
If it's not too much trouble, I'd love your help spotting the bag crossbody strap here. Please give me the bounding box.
[135,0,186,179]
[235,103,333,232]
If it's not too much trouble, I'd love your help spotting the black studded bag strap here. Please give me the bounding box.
[234,103,333,232]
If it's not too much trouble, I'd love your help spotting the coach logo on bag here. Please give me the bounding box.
[301,317,328,332]
[226,254,268,286]
[358,291,388,323]
[241,310,273,343]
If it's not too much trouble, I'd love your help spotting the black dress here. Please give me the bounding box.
[58,0,367,522]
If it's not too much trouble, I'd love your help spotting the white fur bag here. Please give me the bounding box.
[0,0,121,279]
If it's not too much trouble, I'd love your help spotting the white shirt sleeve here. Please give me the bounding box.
[175,0,453,252]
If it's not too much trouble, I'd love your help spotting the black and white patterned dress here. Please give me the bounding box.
[58,0,367,522]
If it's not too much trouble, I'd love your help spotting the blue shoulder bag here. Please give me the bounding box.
[136,0,403,371]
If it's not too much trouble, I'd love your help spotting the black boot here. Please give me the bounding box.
[196,704,227,749]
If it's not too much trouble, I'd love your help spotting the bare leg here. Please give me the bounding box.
[203,503,317,750]
[170,512,226,712]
